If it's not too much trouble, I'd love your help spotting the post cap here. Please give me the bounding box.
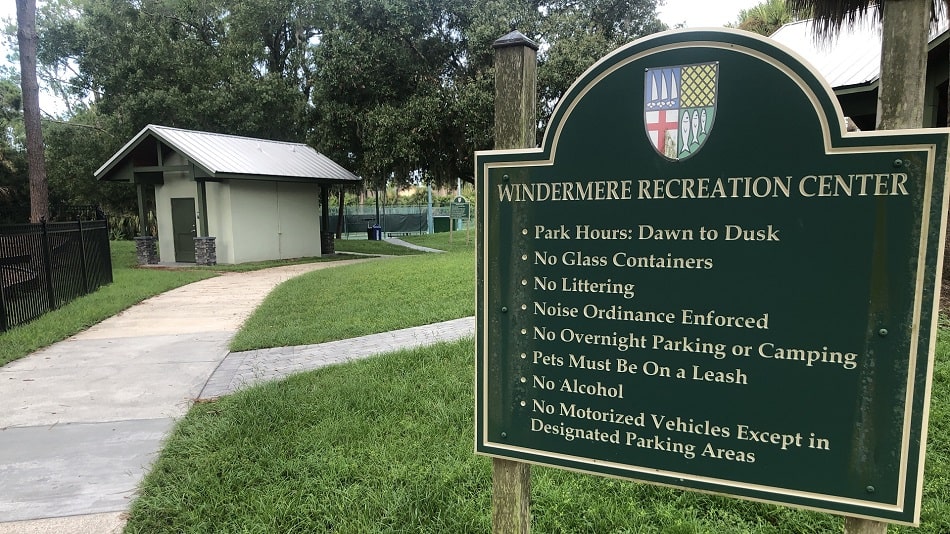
[492,29,539,51]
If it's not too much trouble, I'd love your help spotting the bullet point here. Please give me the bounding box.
[520,377,526,383]
[522,229,528,235]
[520,401,526,407]
[521,279,527,286]
[520,353,526,359]
[521,304,527,310]
[521,254,528,260]
[521,328,527,335]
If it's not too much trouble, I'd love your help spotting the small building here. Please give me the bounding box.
[770,16,949,130]
[95,125,360,264]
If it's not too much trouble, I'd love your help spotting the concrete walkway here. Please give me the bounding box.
[384,236,445,253]
[0,257,474,533]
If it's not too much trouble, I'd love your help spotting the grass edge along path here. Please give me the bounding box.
[125,331,950,533]
[229,247,474,351]
[0,241,215,367]
[0,240,375,367]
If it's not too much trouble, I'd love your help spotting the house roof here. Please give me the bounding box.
[95,124,361,183]
[770,15,949,92]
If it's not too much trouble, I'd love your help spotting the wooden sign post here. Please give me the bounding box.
[488,28,538,534]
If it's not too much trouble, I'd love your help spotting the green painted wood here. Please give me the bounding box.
[475,29,947,526]
[170,197,196,263]
[132,164,191,173]
[858,2,932,531]
[196,180,209,237]
[136,183,146,237]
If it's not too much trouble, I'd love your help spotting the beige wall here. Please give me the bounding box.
[227,180,322,263]
[154,151,322,264]
[229,180,279,263]
[206,181,234,264]
[276,182,322,260]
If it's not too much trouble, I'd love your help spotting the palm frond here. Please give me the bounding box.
[788,0,944,38]
[787,0,882,37]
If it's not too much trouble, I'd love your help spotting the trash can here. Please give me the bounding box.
[367,224,382,240]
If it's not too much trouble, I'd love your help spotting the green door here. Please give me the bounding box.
[171,198,197,263]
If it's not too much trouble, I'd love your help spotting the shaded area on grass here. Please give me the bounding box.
[126,336,950,533]
[229,249,474,352]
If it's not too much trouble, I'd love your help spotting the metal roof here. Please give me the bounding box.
[770,15,949,92]
[95,124,361,183]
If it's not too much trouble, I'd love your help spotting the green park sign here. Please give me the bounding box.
[450,196,471,219]
[475,29,949,525]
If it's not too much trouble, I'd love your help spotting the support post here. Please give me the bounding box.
[491,27,538,534]
[844,517,888,534]
[39,220,56,311]
[196,180,209,237]
[320,185,330,230]
[875,0,929,131]
[76,219,89,294]
[852,2,930,532]
[136,183,147,236]
[493,458,531,534]
[320,185,334,254]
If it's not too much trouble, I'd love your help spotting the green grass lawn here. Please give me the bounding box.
[333,238,423,255]
[0,241,363,367]
[125,331,950,533]
[126,232,950,533]
[229,245,474,351]
[192,253,360,272]
[403,230,476,254]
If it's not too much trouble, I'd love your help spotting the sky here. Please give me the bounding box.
[657,0,766,29]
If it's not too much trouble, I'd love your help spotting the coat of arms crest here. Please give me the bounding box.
[644,62,719,160]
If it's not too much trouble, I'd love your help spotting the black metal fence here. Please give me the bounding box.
[0,219,113,332]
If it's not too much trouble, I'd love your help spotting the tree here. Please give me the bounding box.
[0,74,29,222]
[23,0,324,216]
[31,0,664,198]
[15,0,49,222]
[308,0,664,189]
[787,0,932,130]
[786,3,934,533]
[37,0,317,141]
[539,0,664,134]
[730,0,798,36]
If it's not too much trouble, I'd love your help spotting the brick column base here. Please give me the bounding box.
[134,236,158,265]
[321,231,335,255]
[195,236,217,266]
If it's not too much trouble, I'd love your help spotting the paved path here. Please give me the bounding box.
[0,256,474,533]
[384,237,445,253]
[201,317,473,399]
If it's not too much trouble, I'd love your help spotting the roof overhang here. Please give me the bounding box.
[770,15,950,96]
[95,124,362,185]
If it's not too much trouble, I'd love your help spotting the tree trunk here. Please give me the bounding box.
[16,0,49,223]
[876,0,930,130]
[852,3,930,532]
